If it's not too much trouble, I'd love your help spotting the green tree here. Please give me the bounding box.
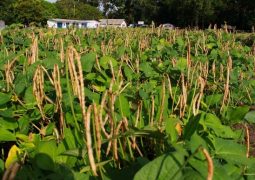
[1,0,59,25]
[103,0,159,23]
[12,0,45,25]
[0,0,16,24]
[56,0,103,20]
[41,1,60,21]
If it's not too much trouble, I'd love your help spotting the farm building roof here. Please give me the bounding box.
[48,19,98,23]
[99,19,126,25]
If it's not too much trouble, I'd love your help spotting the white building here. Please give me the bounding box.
[47,19,99,29]
[99,19,127,28]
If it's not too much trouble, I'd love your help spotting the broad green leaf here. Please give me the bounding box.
[176,57,187,72]
[139,89,149,100]
[34,153,55,171]
[123,65,133,81]
[85,73,96,80]
[37,140,58,161]
[0,117,18,130]
[188,158,207,178]
[189,133,207,160]
[165,116,179,143]
[0,92,11,105]
[55,144,68,165]
[23,87,36,109]
[201,113,236,138]
[0,109,13,118]
[184,114,202,140]
[206,94,222,106]
[73,172,90,180]
[63,128,77,149]
[14,74,27,95]
[213,164,233,180]
[100,56,117,69]
[140,62,157,77]
[85,87,100,104]
[134,152,184,180]
[81,52,96,72]
[244,111,255,123]
[214,138,249,165]
[0,128,16,141]
[45,123,55,136]
[43,52,62,69]
[18,116,30,134]
[226,106,250,123]
[176,37,185,47]
[117,95,130,117]
[183,167,204,180]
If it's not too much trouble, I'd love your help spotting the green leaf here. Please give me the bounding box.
[61,149,86,158]
[100,56,117,69]
[0,117,18,130]
[213,163,233,180]
[189,133,207,160]
[123,65,133,81]
[45,123,55,136]
[140,62,157,78]
[244,111,255,123]
[0,92,11,105]
[188,158,207,178]
[43,52,62,69]
[14,74,27,95]
[80,159,113,173]
[73,172,90,180]
[0,128,16,141]
[0,109,13,118]
[134,152,184,180]
[18,116,30,134]
[81,52,96,72]
[0,159,4,174]
[34,153,55,171]
[176,57,187,72]
[85,87,100,104]
[183,167,204,180]
[214,138,249,165]
[63,128,77,149]
[226,106,250,123]
[23,87,36,109]
[37,140,58,161]
[201,113,237,138]
[139,89,149,100]
[117,95,130,117]
[206,94,223,106]
[184,114,202,140]
[165,116,179,143]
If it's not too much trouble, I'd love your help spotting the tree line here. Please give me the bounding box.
[0,0,254,30]
[0,0,103,26]
[104,0,255,30]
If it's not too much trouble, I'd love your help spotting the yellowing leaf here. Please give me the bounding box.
[5,145,21,168]
[175,123,182,136]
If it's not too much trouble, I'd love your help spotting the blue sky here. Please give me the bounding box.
[47,0,57,2]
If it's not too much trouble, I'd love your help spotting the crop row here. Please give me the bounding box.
[0,27,254,179]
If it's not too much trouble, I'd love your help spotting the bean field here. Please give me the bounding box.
[0,27,255,179]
